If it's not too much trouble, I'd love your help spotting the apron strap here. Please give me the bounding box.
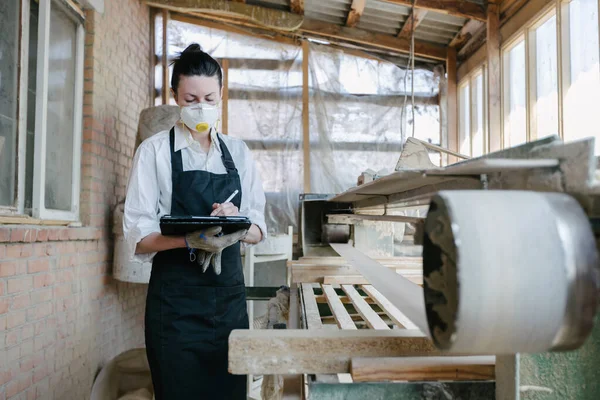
[216,133,239,174]
[169,127,184,175]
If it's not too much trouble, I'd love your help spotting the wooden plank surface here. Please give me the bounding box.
[446,46,458,164]
[301,283,323,329]
[362,284,418,329]
[228,329,438,374]
[322,284,357,329]
[398,9,428,38]
[327,213,423,224]
[292,265,422,285]
[346,0,366,27]
[380,0,487,20]
[331,244,429,334]
[342,285,389,330]
[487,0,502,152]
[351,356,496,382]
[295,256,422,267]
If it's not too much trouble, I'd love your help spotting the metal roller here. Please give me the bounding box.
[422,190,599,354]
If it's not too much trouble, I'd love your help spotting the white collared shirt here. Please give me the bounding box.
[123,123,267,263]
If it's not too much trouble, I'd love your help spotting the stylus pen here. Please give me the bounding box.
[223,189,239,204]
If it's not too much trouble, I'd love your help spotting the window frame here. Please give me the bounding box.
[457,65,488,157]
[1,0,85,221]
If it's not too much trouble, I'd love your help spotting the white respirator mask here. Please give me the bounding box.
[180,103,220,133]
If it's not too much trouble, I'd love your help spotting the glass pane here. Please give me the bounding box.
[459,84,470,155]
[534,15,558,138]
[26,1,39,211]
[471,72,485,157]
[504,40,527,148]
[45,4,77,211]
[0,0,20,207]
[564,0,600,153]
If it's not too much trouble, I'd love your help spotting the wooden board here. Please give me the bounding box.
[351,356,496,382]
[301,283,323,329]
[322,284,357,329]
[341,285,389,330]
[291,265,422,285]
[362,285,418,329]
[295,256,422,267]
[331,244,429,334]
[327,213,423,225]
[228,329,438,374]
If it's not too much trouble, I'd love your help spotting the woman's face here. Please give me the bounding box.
[174,74,222,107]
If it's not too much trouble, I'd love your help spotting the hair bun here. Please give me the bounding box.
[182,43,203,53]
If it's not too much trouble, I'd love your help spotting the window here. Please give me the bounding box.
[458,68,487,157]
[562,0,600,153]
[498,4,600,154]
[503,39,527,148]
[530,13,558,139]
[0,0,84,220]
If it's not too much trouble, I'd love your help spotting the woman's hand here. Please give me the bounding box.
[210,202,239,216]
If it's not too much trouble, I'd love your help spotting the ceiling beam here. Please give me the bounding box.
[380,0,486,21]
[449,19,485,49]
[346,0,366,27]
[290,0,304,14]
[300,19,447,60]
[145,0,304,31]
[397,8,428,38]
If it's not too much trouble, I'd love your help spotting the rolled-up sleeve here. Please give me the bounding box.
[123,143,161,263]
[239,143,268,244]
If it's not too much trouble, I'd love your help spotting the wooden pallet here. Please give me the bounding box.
[299,282,495,383]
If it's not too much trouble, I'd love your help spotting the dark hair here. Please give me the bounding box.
[170,43,223,92]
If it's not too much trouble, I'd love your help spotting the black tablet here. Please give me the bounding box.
[159,215,252,236]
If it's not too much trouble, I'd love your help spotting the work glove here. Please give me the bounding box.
[185,228,248,274]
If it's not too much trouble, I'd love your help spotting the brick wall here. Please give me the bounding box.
[0,0,151,399]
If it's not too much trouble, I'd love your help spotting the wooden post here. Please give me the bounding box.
[446,47,458,165]
[149,8,156,106]
[221,58,229,134]
[161,9,169,104]
[487,1,502,152]
[302,40,311,193]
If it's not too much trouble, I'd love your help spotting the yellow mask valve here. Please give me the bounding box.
[195,122,210,132]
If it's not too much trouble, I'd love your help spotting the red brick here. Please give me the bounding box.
[10,294,30,310]
[0,261,17,277]
[27,303,52,321]
[59,230,69,241]
[27,260,49,274]
[0,282,5,296]
[10,229,37,243]
[33,274,53,289]
[7,311,26,329]
[53,284,71,299]
[0,369,12,386]
[8,277,33,294]
[6,330,19,346]
[36,229,49,243]
[32,365,50,384]
[47,230,60,241]
[21,324,34,340]
[0,299,8,315]
[57,270,75,283]
[0,228,10,243]
[30,289,52,305]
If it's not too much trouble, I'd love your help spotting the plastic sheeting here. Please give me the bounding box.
[162,19,444,234]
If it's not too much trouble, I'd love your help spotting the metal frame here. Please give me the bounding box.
[3,0,85,221]
[32,0,84,221]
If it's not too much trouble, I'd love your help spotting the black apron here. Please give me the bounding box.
[145,128,248,400]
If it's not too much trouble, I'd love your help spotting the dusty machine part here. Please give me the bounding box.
[423,190,599,354]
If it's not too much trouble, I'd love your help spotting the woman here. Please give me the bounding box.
[123,43,267,399]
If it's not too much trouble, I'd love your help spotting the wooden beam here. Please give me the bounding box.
[350,356,496,382]
[342,285,390,330]
[301,283,322,329]
[456,23,487,61]
[228,329,438,374]
[302,40,310,193]
[295,256,422,267]
[299,19,447,61]
[146,0,304,31]
[330,244,429,334]
[327,213,424,225]
[346,0,366,27]
[380,0,487,21]
[290,0,304,15]
[487,1,502,152]
[292,266,423,285]
[362,285,418,329]
[221,58,229,134]
[500,0,528,21]
[446,47,458,164]
[322,284,358,329]
[161,9,169,104]
[449,20,485,49]
[398,9,428,39]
